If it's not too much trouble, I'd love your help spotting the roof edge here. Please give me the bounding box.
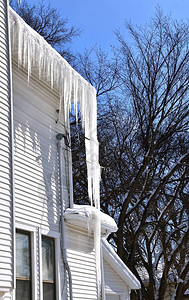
[102,238,141,290]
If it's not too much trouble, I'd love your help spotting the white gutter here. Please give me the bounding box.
[64,205,118,237]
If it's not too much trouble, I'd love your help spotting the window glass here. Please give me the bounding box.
[42,236,56,300]
[16,230,31,300]
[16,281,31,300]
[16,232,31,279]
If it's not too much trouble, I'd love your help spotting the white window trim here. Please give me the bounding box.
[39,229,61,300]
[15,222,37,300]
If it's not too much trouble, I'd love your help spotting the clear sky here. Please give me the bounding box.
[29,0,189,54]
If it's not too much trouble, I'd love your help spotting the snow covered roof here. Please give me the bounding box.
[102,238,141,290]
[9,7,100,210]
[64,205,118,237]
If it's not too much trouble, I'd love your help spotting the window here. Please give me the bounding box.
[16,230,31,300]
[42,236,56,300]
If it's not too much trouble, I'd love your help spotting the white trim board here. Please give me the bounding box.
[102,238,141,290]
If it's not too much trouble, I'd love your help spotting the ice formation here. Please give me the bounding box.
[64,205,118,298]
[9,7,102,298]
[9,7,100,211]
[64,205,118,235]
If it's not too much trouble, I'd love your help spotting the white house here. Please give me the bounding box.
[0,1,141,299]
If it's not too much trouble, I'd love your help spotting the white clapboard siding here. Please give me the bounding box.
[0,0,14,291]
[65,224,98,300]
[12,64,70,231]
[104,260,129,296]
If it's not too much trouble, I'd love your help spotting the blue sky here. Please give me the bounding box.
[29,0,189,54]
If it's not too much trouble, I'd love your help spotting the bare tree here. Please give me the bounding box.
[10,0,80,64]
[76,47,120,97]
[99,9,189,299]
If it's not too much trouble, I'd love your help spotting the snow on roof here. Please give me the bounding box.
[64,205,118,236]
[102,238,141,290]
[9,7,100,211]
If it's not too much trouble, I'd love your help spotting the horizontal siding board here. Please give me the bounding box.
[64,225,97,299]
[68,265,96,276]
[0,221,12,231]
[14,152,59,180]
[15,211,51,227]
[71,274,96,283]
[0,109,11,123]
[0,73,10,88]
[14,99,58,133]
[14,185,59,212]
[0,257,12,265]
[14,190,58,212]
[0,262,12,270]
[0,210,12,219]
[0,200,11,212]
[0,250,12,259]
[69,292,97,300]
[0,141,11,154]
[13,65,61,110]
[0,245,12,253]
[14,139,58,167]
[0,85,9,98]
[0,164,11,175]
[15,199,58,218]
[14,189,59,211]
[0,121,11,135]
[0,238,12,248]
[0,194,12,204]
[68,257,96,269]
[0,227,12,236]
[14,167,59,192]
[16,193,59,211]
[0,275,12,282]
[0,236,12,245]
[0,148,11,159]
[67,250,95,260]
[66,235,94,249]
[0,44,9,59]
[104,260,128,294]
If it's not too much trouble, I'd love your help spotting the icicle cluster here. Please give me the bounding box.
[9,7,100,210]
[9,7,101,298]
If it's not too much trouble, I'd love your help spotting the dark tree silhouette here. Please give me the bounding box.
[98,10,189,299]
[10,0,80,64]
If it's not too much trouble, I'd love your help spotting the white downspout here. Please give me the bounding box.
[56,133,73,300]
[66,127,74,208]
[101,245,106,300]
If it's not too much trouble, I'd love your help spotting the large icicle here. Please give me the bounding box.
[9,7,102,298]
[9,7,100,210]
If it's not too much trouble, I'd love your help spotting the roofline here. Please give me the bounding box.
[102,238,141,290]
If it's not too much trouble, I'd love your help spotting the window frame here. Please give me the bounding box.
[15,223,37,300]
[40,230,61,300]
[16,229,32,300]
[42,235,56,298]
